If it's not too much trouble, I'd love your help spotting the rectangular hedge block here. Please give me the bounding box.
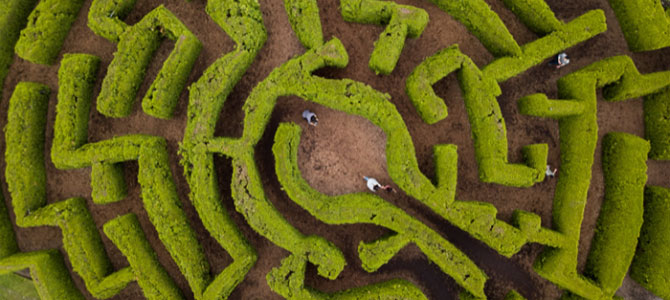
[87,0,137,42]
[14,0,85,65]
[644,86,670,160]
[630,186,670,300]
[104,214,183,300]
[4,82,50,225]
[0,0,39,95]
[584,132,649,296]
[608,0,670,51]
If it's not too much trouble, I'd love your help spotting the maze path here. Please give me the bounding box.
[0,0,669,299]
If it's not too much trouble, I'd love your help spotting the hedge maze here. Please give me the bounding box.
[0,0,670,299]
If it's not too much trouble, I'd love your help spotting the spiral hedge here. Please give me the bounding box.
[0,0,670,299]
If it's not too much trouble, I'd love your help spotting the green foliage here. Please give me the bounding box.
[4,82,50,225]
[267,254,428,299]
[428,0,521,57]
[97,5,202,119]
[644,86,670,160]
[340,0,428,74]
[284,0,324,49]
[0,273,40,300]
[608,0,670,51]
[405,45,464,124]
[584,133,649,297]
[103,214,183,300]
[0,250,84,300]
[273,123,487,297]
[0,0,38,95]
[0,193,18,260]
[501,0,561,34]
[88,0,138,42]
[519,56,670,299]
[504,290,526,300]
[14,0,85,65]
[51,54,212,299]
[482,9,607,83]
[630,186,670,299]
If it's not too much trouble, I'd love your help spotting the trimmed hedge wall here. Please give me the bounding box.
[0,0,38,96]
[88,0,137,42]
[103,214,183,300]
[584,132,649,297]
[180,1,268,298]
[284,0,324,49]
[5,82,50,224]
[504,290,526,300]
[5,80,135,298]
[607,0,670,52]
[517,56,670,298]
[0,250,84,300]
[644,86,670,160]
[340,0,428,74]
[0,192,18,260]
[52,54,212,299]
[14,0,85,65]
[501,0,561,35]
[267,254,428,300]
[482,9,607,83]
[630,186,670,299]
[273,123,487,298]
[427,0,521,57]
[97,5,201,119]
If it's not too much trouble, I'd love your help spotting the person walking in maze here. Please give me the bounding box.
[549,52,570,69]
[545,165,558,178]
[302,109,318,126]
[364,176,382,192]
[364,176,395,193]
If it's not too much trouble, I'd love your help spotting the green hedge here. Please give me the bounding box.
[97,5,201,119]
[5,82,50,224]
[273,123,487,297]
[584,132,649,297]
[52,54,212,298]
[459,46,545,187]
[607,0,670,52]
[284,0,323,49]
[644,86,670,160]
[0,0,38,96]
[14,0,85,65]
[427,0,521,57]
[630,186,670,299]
[0,250,84,300]
[482,9,607,83]
[519,56,670,298]
[0,193,18,260]
[87,0,137,42]
[54,54,128,204]
[5,80,135,298]
[501,0,561,34]
[504,290,526,300]
[180,1,267,298]
[405,45,464,124]
[103,214,183,300]
[267,254,428,299]
[340,0,428,74]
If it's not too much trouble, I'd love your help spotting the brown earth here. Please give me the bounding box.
[1,0,669,299]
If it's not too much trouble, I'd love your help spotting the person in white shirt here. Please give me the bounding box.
[549,52,570,69]
[364,176,395,193]
[302,109,318,126]
[364,176,382,192]
[545,165,558,178]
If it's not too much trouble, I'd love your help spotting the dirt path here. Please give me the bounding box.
[1,0,668,299]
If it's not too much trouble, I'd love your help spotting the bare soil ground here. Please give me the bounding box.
[2,0,669,299]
